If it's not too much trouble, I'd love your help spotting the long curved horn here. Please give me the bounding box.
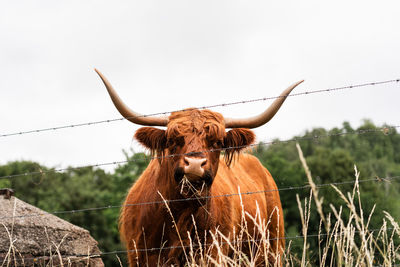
[224,80,304,129]
[95,69,168,126]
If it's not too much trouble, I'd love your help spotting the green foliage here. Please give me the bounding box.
[1,121,399,266]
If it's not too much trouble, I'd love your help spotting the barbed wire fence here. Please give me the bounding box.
[1,126,398,181]
[5,225,396,263]
[1,78,400,264]
[1,78,398,138]
[1,173,399,221]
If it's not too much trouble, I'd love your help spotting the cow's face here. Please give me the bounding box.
[134,109,255,198]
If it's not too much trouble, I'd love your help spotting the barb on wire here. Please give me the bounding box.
[1,78,399,138]
[0,126,398,181]
[1,174,398,221]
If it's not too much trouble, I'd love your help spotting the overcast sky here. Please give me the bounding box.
[1,1,399,172]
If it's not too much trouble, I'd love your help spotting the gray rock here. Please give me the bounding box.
[0,195,104,266]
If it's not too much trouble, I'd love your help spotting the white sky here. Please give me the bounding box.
[1,1,399,172]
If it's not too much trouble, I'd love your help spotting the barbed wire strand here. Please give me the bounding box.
[5,226,396,262]
[1,174,398,221]
[99,226,396,255]
[0,125,398,181]
[1,78,399,138]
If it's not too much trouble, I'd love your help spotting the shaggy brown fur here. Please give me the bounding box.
[120,109,284,266]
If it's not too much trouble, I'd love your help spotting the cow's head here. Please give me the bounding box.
[95,69,303,198]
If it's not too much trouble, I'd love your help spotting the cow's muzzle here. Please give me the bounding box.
[183,157,207,177]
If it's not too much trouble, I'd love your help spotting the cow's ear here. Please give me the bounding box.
[223,128,255,166]
[134,127,167,155]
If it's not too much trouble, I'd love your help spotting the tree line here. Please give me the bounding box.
[1,120,399,266]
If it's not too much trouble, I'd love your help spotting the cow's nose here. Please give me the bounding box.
[184,157,207,177]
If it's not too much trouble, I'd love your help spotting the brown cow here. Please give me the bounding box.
[95,69,303,266]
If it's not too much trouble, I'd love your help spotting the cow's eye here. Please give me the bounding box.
[175,137,185,147]
[167,137,184,147]
[212,141,222,149]
[170,146,177,154]
[167,137,184,154]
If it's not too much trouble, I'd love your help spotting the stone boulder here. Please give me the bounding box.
[0,191,104,266]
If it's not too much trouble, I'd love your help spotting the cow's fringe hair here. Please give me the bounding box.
[167,109,226,142]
